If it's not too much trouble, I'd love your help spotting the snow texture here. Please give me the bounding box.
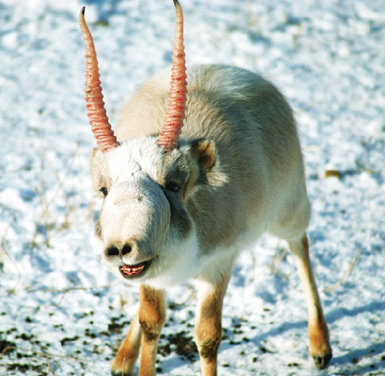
[0,0,384,375]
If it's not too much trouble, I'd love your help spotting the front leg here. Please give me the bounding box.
[112,312,141,376]
[138,284,167,376]
[195,264,232,376]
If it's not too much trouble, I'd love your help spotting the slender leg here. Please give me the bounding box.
[288,234,332,369]
[111,312,142,376]
[195,266,232,376]
[138,284,166,376]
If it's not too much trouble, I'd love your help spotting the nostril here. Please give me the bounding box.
[121,243,132,256]
[105,246,119,257]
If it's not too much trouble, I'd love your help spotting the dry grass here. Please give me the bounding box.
[1,135,87,295]
[0,226,22,293]
[29,141,81,248]
[267,235,361,294]
[324,246,361,293]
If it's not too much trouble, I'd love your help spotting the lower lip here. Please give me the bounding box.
[119,260,151,279]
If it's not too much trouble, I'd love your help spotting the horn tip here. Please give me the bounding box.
[80,6,85,16]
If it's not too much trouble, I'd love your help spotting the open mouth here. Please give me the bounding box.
[119,260,151,279]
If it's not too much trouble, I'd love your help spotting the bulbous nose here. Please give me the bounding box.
[104,240,136,258]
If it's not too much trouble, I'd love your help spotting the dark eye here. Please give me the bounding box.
[99,187,108,197]
[165,182,180,193]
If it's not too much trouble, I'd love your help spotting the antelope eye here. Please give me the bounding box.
[99,187,108,197]
[165,182,180,193]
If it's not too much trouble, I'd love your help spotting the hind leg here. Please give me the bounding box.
[288,234,332,369]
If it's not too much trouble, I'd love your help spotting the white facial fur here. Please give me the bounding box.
[93,137,206,287]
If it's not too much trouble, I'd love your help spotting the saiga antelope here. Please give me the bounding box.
[79,1,332,375]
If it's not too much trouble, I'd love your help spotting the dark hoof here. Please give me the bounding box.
[312,351,332,369]
[111,370,131,376]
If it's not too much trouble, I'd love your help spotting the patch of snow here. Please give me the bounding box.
[1,0,384,375]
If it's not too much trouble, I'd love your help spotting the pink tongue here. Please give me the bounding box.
[121,263,145,276]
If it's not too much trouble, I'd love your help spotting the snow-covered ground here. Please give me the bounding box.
[1,0,384,375]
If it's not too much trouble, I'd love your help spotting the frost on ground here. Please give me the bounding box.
[0,0,384,375]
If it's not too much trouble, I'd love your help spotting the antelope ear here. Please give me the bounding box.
[89,147,111,195]
[190,139,228,187]
[191,138,217,171]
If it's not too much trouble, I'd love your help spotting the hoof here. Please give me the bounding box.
[312,351,332,369]
[111,371,131,376]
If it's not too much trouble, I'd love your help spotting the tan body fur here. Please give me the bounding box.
[90,65,332,375]
[118,65,309,246]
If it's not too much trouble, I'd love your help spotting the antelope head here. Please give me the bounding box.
[79,1,221,287]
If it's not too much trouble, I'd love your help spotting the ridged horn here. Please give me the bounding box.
[157,0,187,152]
[79,7,120,153]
